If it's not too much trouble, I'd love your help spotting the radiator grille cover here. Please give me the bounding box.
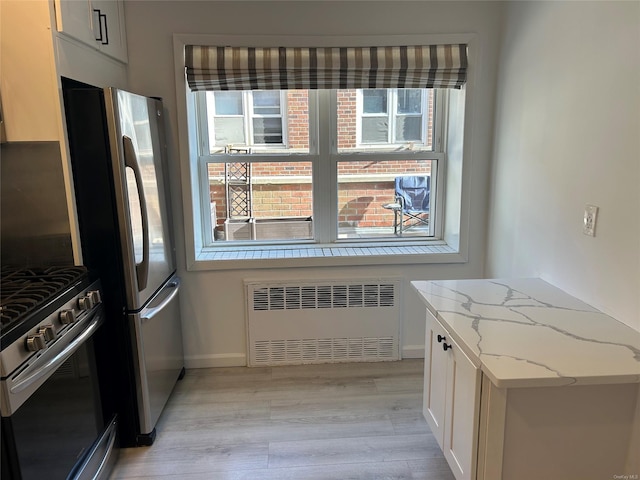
[246,280,400,366]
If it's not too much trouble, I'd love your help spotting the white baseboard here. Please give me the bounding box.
[402,345,425,359]
[184,353,247,369]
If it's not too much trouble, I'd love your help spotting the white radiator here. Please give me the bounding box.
[245,279,401,366]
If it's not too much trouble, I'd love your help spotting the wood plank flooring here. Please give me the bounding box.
[110,359,455,480]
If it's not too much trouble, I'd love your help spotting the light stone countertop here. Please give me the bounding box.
[411,278,640,388]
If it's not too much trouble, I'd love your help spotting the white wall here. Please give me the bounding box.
[487,1,640,332]
[123,1,503,367]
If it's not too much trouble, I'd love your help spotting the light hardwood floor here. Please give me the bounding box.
[110,359,455,480]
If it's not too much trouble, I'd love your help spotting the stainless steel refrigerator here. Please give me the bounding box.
[63,79,184,446]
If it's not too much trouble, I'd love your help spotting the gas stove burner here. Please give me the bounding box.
[0,266,89,333]
[0,298,41,326]
[1,265,88,283]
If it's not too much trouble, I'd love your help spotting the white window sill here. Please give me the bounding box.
[189,242,464,271]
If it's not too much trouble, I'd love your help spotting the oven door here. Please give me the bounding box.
[1,307,118,480]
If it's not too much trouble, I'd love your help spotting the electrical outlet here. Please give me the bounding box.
[583,205,598,236]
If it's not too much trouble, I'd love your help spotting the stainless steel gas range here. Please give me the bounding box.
[0,266,118,480]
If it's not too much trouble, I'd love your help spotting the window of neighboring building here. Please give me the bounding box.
[357,89,432,147]
[205,90,287,152]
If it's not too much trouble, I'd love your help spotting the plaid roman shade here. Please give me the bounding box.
[185,45,467,91]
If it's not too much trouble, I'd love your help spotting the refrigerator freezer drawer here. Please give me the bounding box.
[129,275,184,438]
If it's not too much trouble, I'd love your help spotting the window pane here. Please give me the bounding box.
[213,91,243,115]
[214,118,245,145]
[253,118,283,144]
[208,161,313,242]
[363,89,387,113]
[361,117,388,143]
[337,159,434,239]
[395,116,422,142]
[338,88,434,153]
[204,90,309,154]
[397,89,422,114]
[253,91,281,115]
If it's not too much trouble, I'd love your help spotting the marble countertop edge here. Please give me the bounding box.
[485,372,640,389]
[412,278,640,390]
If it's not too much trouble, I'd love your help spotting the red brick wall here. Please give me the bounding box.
[338,182,396,227]
[287,90,309,149]
[337,90,357,149]
[212,181,397,227]
[285,90,359,150]
[253,183,313,217]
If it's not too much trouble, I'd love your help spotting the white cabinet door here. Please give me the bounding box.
[423,310,448,449]
[93,0,128,62]
[422,310,481,480]
[54,0,96,47]
[54,0,127,63]
[443,335,481,480]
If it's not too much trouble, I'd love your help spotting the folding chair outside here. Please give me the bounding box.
[383,176,431,235]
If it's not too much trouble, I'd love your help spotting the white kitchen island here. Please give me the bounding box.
[411,278,640,480]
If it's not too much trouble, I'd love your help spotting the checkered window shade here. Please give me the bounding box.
[185,45,467,91]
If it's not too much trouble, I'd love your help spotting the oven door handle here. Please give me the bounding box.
[10,310,104,395]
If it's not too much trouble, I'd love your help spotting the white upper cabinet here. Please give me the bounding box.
[54,0,128,63]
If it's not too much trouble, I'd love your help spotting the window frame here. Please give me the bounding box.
[173,33,476,271]
[195,88,446,247]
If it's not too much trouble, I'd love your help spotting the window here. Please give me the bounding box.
[205,91,287,151]
[181,41,469,262]
[358,89,431,147]
[195,88,444,245]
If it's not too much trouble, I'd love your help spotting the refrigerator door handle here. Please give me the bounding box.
[122,135,149,292]
[141,278,181,323]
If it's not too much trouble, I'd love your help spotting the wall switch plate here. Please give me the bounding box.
[583,205,598,236]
